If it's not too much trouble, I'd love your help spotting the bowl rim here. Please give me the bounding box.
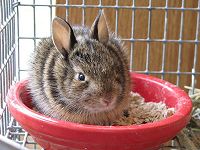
[7,73,192,132]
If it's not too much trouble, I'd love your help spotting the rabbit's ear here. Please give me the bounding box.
[90,10,109,44]
[52,17,77,58]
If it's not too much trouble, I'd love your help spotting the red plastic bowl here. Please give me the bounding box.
[6,73,192,150]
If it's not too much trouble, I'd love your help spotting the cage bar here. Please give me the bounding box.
[129,0,135,72]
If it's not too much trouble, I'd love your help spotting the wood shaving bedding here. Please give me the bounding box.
[113,92,175,126]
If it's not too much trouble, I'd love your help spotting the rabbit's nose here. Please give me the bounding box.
[102,99,111,106]
[100,93,113,106]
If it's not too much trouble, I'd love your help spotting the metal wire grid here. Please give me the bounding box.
[0,0,31,148]
[17,0,200,87]
[0,0,199,149]
[0,0,17,139]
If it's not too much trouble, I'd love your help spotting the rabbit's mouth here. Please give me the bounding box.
[83,98,116,113]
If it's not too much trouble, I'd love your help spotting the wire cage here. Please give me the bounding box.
[0,0,200,149]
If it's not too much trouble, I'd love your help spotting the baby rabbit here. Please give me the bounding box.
[28,11,131,125]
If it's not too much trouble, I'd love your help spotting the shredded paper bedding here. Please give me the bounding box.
[113,92,175,126]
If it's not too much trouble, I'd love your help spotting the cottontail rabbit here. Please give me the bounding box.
[28,11,131,125]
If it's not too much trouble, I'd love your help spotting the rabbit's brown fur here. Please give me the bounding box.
[28,12,131,125]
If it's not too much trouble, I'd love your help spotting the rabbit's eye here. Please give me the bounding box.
[78,73,85,81]
[75,72,87,82]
